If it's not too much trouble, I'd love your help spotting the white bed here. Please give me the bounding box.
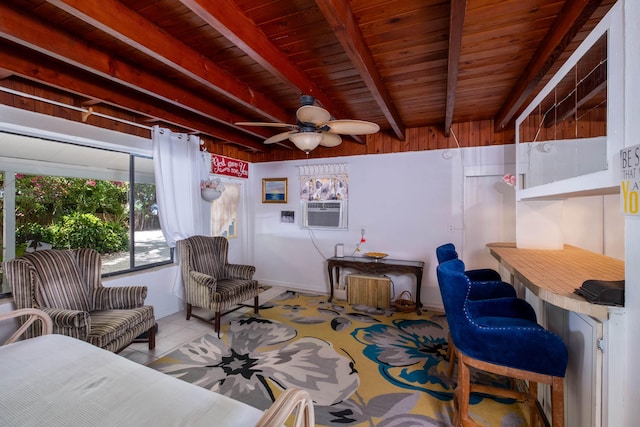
[0,309,313,427]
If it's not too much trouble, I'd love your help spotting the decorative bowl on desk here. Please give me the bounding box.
[365,252,388,260]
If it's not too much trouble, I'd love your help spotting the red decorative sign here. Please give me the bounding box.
[210,154,249,179]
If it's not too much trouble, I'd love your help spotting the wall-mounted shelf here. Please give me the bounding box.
[515,8,624,201]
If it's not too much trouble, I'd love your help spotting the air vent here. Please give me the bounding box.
[301,200,348,230]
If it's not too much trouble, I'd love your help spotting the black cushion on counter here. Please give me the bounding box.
[575,279,625,306]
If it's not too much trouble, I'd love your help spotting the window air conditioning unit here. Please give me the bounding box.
[301,200,348,230]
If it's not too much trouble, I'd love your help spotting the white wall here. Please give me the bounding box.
[251,145,515,310]
[562,194,625,259]
[1,144,516,324]
[623,0,640,424]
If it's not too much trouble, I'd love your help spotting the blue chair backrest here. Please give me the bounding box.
[436,243,458,264]
[436,258,469,346]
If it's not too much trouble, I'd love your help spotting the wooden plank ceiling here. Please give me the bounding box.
[0,0,615,161]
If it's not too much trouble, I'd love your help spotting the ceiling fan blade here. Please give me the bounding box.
[319,132,342,147]
[326,120,380,135]
[296,105,331,125]
[264,131,295,144]
[235,121,295,128]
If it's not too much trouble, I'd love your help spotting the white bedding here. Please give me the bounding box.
[0,334,264,426]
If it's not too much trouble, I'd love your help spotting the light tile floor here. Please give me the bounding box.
[119,286,286,365]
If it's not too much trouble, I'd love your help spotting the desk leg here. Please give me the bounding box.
[327,264,335,302]
[415,270,423,315]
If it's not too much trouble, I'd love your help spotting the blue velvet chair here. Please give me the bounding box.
[437,259,568,427]
[436,242,504,285]
[435,243,532,376]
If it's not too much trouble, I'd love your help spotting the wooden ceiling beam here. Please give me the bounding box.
[177,0,337,113]
[177,0,370,145]
[494,0,604,131]
[444,0,466,137]
[314,0,405,141]
[0,43,265,152]
[0,3,271,145]
[45,0,289,124]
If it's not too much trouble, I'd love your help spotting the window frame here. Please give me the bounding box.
[1,132,172,297]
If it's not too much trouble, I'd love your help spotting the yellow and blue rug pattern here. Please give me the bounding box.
[149,291,528,426]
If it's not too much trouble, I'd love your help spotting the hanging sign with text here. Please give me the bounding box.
[210,154,249,179]
[620,144,640,215]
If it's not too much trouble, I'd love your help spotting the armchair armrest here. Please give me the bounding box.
[93,286,148,310]
[226,263,256,280]
[40,307,91,341]
[190,271,218,289]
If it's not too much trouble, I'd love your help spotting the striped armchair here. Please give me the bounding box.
[3,248,155,353]
[177,235,259,333]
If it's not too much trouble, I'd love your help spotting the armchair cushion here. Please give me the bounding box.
[89,307,155,351]
[460,317,567,377]
[212,279,258,305]
[29,250,91,311]
[187,236,227,278]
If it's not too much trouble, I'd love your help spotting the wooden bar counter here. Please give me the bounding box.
[487,242,624,320]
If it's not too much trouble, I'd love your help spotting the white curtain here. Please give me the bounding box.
[211,182,241,238]
[152,126,207,298]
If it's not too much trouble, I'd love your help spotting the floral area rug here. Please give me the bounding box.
[148,291,528,426]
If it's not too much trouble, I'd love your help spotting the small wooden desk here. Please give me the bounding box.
[487,242,624,320]
[327,256,425,314]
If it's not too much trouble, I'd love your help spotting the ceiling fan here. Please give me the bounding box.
[235,95,380,152]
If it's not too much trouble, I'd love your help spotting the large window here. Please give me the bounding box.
[0,133,171,297]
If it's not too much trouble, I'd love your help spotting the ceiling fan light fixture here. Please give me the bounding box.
[290,131,322,152]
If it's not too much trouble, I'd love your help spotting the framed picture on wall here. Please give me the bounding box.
[262,178,288,203]
[280,210,295,223]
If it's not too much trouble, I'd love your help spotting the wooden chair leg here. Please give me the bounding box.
[254,295,259,314]
[186,303,192,320]
[447,335,457,378]
[455,351,471,427]
[528,381,538,427]
[454,353,564,427]
[148,324,156,350]
[551,376,564,427]
[214,311,221,333]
